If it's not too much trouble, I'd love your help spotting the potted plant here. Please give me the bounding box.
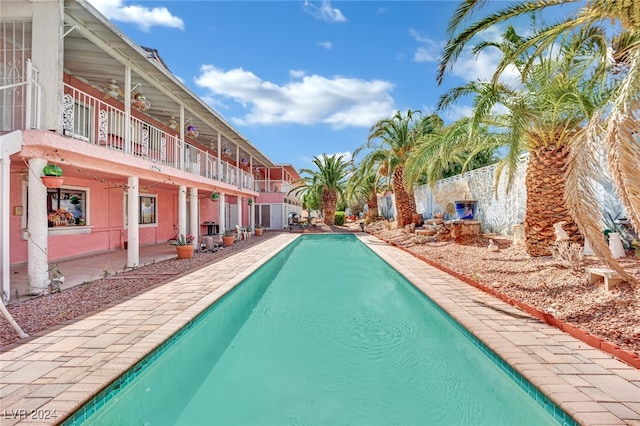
[171,234,195,259]
[41,164,64,188]
[186,125,199,139]
[254,224,264,236]
[222,230,235,247]
[132,93,150,111]
[211,192,219,201]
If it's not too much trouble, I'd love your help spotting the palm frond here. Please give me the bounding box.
[604,50,640,234]
[437,0,575,84]
[565,111,636,283]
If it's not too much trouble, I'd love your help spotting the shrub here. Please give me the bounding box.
[550,240,584,272]
[334,211,345,226]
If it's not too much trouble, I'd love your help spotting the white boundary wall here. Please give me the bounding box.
[413,155,626,235]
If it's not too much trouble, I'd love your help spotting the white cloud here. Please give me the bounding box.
[194,65,396,129]
[87,0,183,31]
[303,1,347,22]
[410,29,442,63]
[451,49,521,84]
[410,24,522,82]
[445,26,522,84]
[318,41,333,50]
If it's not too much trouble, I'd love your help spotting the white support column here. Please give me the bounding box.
[218,192,226,232]
[127,176,139,268]
[249,157,254,191]
[178,185,187,238]
[32,1,63,132]
[0,155,10,301]
[189,187,198,241]
[124,67,132,155]
[179,107,185,171]
[236,145,240,187]
[27,158,49,293]
[217,133,222,180]
[1,133,22,301]
[250,203,255,231]
[237,196,243,228]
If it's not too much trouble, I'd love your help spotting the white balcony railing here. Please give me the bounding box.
[254,180,296,195]
[60,83,252,188]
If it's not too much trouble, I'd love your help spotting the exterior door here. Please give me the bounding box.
[227,203,238,230]
[255,204,274,229]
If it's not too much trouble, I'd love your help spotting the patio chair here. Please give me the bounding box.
[235,225,248,241]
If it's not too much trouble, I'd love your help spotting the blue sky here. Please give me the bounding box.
[86,0,557,172]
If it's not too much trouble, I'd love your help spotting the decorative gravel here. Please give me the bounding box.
[1,233,281,348]
[2,223,639,359]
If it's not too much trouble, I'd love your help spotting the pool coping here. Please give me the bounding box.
[1,233,639,425]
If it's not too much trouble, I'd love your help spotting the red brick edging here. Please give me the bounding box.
[378,237,640,369]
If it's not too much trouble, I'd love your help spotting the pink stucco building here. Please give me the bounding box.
[0,0,302,302]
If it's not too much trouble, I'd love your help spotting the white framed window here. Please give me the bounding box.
[140,195,156,224]
[124,193,158,228]
[47,187,89,227]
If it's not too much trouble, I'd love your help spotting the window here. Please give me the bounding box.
[140,196,156,224]
[125,194,158,226]
[47,188,87,227]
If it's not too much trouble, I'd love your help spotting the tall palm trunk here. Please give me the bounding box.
[366,193,379,220]
[525,143,582,256]
[393,166,416,227]
[322,188,338,226]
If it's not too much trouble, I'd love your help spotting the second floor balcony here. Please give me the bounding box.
[61,83,254,190]
[2,71,301,197]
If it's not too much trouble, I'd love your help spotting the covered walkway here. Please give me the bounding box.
[8,244,177,303]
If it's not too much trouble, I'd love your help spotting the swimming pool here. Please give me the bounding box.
[66,234,575,425]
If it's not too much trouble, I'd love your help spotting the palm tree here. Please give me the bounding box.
[346,161,389,221]
[359,110,440,227]
[438,28,608,256]
[437,0,640,277]
[404,117,501,189]
[302,191,321,220]
[294,154,350,226]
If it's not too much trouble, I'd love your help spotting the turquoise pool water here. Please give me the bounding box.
[67,234,574,425]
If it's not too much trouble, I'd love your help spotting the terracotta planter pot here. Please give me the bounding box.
[254,228,263,236]
[41,176,64,188]
[175,245,194,259]
[222,236,235,247]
